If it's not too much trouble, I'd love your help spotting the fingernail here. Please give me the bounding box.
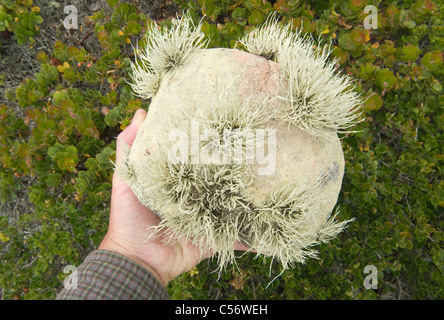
[132,109,146,126]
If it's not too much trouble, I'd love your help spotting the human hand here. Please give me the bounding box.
[99,109,210,286]
[99,109,251,287]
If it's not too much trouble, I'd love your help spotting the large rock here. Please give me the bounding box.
[123,47,346,267]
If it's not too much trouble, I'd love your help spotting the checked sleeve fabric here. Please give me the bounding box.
[56,250,169,300]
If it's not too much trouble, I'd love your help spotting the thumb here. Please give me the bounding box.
[130,108,147,131]
[114,109,147,180]
[121,109,147,145]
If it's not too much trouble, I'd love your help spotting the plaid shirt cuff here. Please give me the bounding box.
[56,250,169,300]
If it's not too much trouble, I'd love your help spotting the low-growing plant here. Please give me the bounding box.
[0,0,442,300]
[0,0,43,54]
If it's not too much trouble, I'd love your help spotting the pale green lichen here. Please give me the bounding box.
[277,35,363,140]
[237,11,291,61]
[123,13,359,273]
[193,90,273,162]
[122,142,353,271]
[238,12,363,140]
[246,174,354,270]
[140,150,254,270]
[129,11,208,99]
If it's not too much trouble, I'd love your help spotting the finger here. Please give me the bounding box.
[234,241,258,253]
[118,109,147,146]
[115,109,147,167]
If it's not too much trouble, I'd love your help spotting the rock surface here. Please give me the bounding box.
[126,47,345,240]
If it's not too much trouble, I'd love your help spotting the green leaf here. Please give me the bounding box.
[47,144,62,158]
[432,80,442,92]
[401,44,421,62]
[403,20,416,29]
[364,93,383,111]
[338,32,357,51]
[107,0,119,7]
[52,90,70,106]
[75,177,88,194]
[33,15,43,24]
[29,188,45,204]
[36,259,48,272]
[65,146,78,155]
[332,47,349,64]
[244,0,263,10]
[422,51,443,71]
[349,28,369,46]
[307,260,318,274]
[248,10,265,25]
[127,21,141,35]
[45,173,62,187]
[376,69,397,91]
[96,147,115,170]
[232,8,247,25]
[57,152,79,172]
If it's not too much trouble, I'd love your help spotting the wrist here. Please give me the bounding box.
[98,236,169,287]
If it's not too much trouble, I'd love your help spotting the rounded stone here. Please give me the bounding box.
[126,47,345,242]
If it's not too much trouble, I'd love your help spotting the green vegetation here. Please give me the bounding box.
[0,0,442,299]
[0,0,42,57]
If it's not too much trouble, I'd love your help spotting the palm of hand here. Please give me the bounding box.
[99,109,208,286]
[99,109,251,287]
